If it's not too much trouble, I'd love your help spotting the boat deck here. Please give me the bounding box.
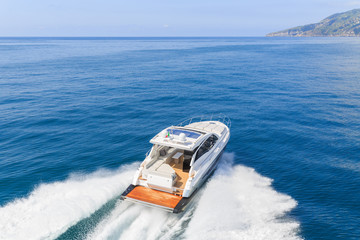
[126,186,182,210]
[169,160,189,190]
[139,155,189,194]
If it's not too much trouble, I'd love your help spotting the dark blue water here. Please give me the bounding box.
[0,37,359,240]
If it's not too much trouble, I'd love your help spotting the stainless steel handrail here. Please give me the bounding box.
[177,114,231,129]
[145,149,151,157]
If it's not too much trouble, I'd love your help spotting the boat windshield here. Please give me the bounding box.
[169,129,201,139]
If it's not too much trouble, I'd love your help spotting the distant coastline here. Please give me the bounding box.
[267,8,360,37]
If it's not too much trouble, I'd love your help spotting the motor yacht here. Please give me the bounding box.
[120,115,231,213]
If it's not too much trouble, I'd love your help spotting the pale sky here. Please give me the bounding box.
[1,0,360,36]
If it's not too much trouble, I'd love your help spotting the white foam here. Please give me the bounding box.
[87,200,195,240]
[0,153,302,240]
[184,153,301,240]
[87,153,301,240]
[0,163,137,240]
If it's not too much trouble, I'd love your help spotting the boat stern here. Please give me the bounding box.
[120,184,191,213]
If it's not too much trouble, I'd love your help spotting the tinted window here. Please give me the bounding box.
[195,135,218,161]
[168,129,201,139]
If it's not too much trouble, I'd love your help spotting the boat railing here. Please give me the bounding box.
[177,114,231,129]
[145,149,151,157]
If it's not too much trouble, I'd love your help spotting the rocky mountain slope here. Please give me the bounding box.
[267,9,360,37]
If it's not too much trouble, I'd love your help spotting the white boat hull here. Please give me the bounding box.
[120,116,231,213]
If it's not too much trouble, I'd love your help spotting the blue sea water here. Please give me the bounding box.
[0,37,359,240]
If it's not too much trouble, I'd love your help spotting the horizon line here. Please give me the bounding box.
[0,36,267,38]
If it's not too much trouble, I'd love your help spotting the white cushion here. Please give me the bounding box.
[156,163,175,175]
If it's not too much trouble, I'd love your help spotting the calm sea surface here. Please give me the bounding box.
[0,37,359,240]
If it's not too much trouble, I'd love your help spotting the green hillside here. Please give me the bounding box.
[267,9,360,37]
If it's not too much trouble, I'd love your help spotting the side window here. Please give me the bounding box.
[195,135,218,161]
[209,135,218,146]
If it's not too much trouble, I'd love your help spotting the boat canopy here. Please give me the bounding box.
[150,127,206,151]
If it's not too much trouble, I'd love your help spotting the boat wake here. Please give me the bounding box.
[0,164,137,240]
[0,153,302,240]
[184,153,301,240]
